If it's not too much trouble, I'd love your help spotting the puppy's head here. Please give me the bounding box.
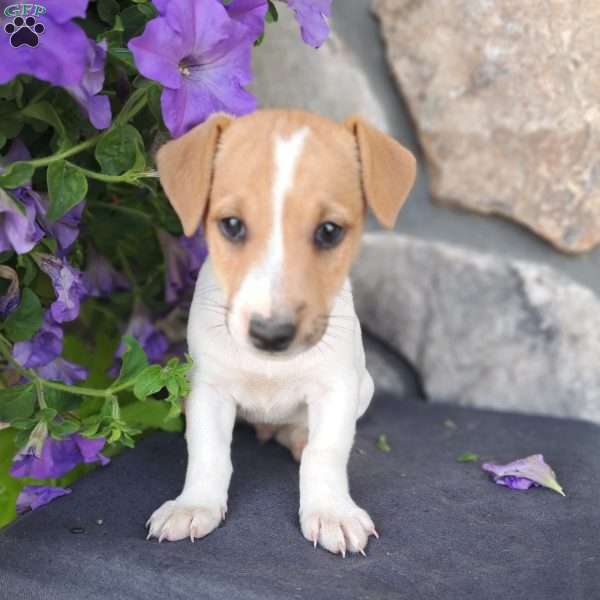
[157,110,416,356]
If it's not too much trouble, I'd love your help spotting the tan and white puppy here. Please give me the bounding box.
[146,110,416,556]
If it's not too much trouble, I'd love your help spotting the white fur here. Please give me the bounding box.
[229,128,308,344]
[146,131,376,555]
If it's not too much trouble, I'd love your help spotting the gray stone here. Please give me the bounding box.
[251,7,388,131]
[373,0,600,253]
[352,233,600,423]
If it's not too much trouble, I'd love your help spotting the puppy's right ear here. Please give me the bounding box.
[156,113,232,236]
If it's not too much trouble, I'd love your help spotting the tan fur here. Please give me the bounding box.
[157,110,416,349]
[156,113,232,236]
[343,115,417,229]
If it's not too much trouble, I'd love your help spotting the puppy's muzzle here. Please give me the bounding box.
[248,314,297,353]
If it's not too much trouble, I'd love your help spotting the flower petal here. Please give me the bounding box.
[16,485,71,513]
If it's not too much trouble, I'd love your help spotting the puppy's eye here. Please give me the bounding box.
[314,221,345,249]
[219,217,246,243]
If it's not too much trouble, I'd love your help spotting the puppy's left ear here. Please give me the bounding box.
[156,113,232,236]
[344,116,416,229]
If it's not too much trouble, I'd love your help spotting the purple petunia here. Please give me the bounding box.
[64,39,112,130]
[158,230,207,303]
[287,0,332,48]
[34,254,87,323]
[0,0,90,86]
[115,303,169,365]
[2,140,84,256]
[0,188,43,254]
[36,357,88,384]
[128,0,256,137]
[482,454,565,496]
[13,311,63,368]
[83,248,130,297]
[15,187,84,256]
[225,0,268,42]
[0,265,19,317]
[16,485,71,513]
[11,433,109,480]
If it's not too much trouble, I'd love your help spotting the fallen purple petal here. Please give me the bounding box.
[16,485,71,513]
[482,454,565,496]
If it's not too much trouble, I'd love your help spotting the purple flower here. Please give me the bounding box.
[13,312,63,368]
[482,454,565,496]
[0,265,19,317]
[128,0,256,137]
[34,254,87,323]
[83,248,130,297]
[158,230,207,303]
[64,39,111,130]
[15,187,83,256]
[37,357,88,384]
[225,0,268,42]
[0,188,43,254]
[16,485,71,513]
[287,0,332,48]
[0,0,90,86]
[2,140,84,255]
[11,433,109,480]
[115,303,169,366]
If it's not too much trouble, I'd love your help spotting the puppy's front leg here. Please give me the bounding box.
[299,379,376,556]
[146,378,236,542]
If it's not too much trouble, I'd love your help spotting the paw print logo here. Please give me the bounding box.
[4,16,45,48]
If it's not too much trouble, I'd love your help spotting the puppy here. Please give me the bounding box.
[147,110,416,556]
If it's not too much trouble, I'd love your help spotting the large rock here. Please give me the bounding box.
[373,0,600,253]
[352,233,600,423]
[250,7,388,131]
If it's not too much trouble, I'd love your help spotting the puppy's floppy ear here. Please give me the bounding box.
[344,116,416,229]
[156,113,232,236]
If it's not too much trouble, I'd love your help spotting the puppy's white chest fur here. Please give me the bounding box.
[187,259,373,426]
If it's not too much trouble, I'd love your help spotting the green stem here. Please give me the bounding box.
[25,135,101,168]
[34,379,47,409]
[15,90,150,170]
[66,162,136,184]
[0,333,132,399]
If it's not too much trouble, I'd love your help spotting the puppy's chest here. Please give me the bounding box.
[227,368,319,425]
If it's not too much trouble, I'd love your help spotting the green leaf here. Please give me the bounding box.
[108,47,135,69]
[16,254,37,286]
[49,418,80,438]
[0,162,34,188]
[121,398,183,433]
[46,160,88,222]
[97,0,120,24]
[0,134,6,151]
[376,433,391,453]
[95,125,144,175]
[4,288,42,342]
[0,384,35,421]
[21,101,67,143]
[110,336,148,390]
[133,364,163,400]
[266,0,278,22]
[456,452,479,463]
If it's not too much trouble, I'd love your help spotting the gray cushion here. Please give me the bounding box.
[1,393,599,599]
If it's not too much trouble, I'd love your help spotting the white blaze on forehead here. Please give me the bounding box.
[231,127,309,330]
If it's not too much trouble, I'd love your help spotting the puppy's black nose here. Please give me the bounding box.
[248,315,296,352]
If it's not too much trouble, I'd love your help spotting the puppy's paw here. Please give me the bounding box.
[146,499,224,542]
[300,500,377,556]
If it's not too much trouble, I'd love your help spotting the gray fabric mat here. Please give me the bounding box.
[1,393,599,600]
